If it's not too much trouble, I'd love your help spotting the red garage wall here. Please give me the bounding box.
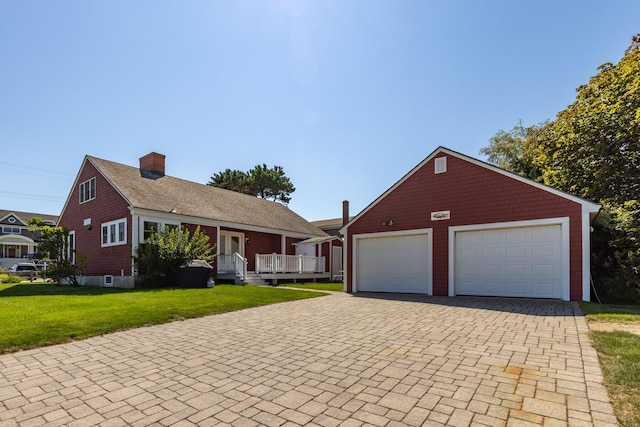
[346,153,585,300]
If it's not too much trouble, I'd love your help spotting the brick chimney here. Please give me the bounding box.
[139,152,166,179]
[342,200,349,226]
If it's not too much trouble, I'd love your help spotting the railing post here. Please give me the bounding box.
[298,255,302,273]
[272,253,277,273]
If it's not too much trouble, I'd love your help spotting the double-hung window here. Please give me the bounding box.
[101,218,127,247]
[80,177,96,203]
[141,220,179,242]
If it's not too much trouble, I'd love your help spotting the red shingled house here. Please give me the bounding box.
[58,152,334,287]
[340,147,601,301]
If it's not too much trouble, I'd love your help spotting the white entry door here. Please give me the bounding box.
[218,231,245,273]
[220,231,244,257]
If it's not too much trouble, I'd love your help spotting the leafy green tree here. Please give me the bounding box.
[531,34,640,204]
[135,225,216,287]
[591,201,640,302]
[481,34,640,302]
[27,218,85,286]
[208,164,295,204]
[479,120,545,180]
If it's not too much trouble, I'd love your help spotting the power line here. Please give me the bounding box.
[0,161,75,179]
[0,191,65,202]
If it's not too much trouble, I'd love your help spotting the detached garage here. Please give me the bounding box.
[342,147,600,301]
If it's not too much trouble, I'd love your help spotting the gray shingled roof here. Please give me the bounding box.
[0,210,58,225]
[88,156,328,237]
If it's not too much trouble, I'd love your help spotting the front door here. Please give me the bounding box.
[220,231,244,257]
[219,231,245,273]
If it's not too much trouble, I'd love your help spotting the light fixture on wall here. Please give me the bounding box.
[245,238,250,244]
[382,219,394,226]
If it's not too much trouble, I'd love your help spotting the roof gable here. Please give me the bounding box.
[342,146,601,231]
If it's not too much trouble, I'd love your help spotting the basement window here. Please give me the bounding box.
[434,157,447,174]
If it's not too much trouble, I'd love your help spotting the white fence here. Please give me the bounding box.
[255,254,325,274]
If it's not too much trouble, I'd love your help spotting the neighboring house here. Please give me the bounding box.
[0,210,58,269]
[58,152,330,287]
[294,235,343,281]
[341,146,601,302]
[304,201,353,280]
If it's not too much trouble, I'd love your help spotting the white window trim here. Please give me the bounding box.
[79,177,96,204]
[434,156,447,174]
[67,230,76,263]
[101,218,127,247]
[139,218,180,242]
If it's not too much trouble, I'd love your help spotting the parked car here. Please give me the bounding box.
[8,263,39,281]
[10,263,37,272]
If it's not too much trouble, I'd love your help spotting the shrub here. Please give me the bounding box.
[0,274,24,284]
[134,226,216,287]
[592,201,640,303]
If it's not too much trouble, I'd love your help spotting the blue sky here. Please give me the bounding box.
[1,1,638,222]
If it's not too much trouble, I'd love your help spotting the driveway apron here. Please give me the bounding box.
[0,293,617,426]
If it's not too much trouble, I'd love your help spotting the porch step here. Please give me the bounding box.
[238,271,269,286]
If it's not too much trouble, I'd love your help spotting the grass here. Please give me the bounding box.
[590,331,640,427]
[580,301,640,322]
[0,282,326,354]
[580,301,640,426]
[282,282,344,292]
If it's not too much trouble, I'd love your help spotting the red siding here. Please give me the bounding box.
[221,227,284,271]
[286,237,300,255]
[346,154,585,300]
[59,161,133,277]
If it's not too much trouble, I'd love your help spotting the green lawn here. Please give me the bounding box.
[282,282,344,292]
[0,282,326,354]
[580,302,640,426]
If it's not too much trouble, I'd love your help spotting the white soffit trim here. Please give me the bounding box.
[130,208,320,239]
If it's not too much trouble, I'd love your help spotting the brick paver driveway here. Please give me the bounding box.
[0,292,617,426]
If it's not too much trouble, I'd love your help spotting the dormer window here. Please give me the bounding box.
[80,177,96,203]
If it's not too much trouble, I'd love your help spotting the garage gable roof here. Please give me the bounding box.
[70,155,327,238]
[342,146,601,232]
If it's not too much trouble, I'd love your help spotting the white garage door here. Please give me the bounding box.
[455,225,564,299]
[357,233,430,293]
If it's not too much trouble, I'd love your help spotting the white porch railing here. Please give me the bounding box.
[255,253,326,274]
[217,253,247,280]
